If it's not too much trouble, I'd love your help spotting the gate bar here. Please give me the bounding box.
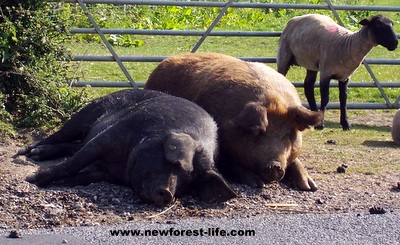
[191,0,233,52]
[76,0,137,88]
[62,0,400,12]
[73,55,400,65]
[70,81,400,89]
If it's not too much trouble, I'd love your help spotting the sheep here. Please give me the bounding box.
[392,109,400,145]
[277,14,398,130]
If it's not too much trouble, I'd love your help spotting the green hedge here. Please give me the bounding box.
[0,0,90,133]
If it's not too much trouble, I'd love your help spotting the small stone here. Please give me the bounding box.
[369,206,386,214]
[8,230,22,238]
[62,239,68,243]
[337,166,346,173]
[260,194,271,200]
[316,198,325,204]
[326,139,337,144]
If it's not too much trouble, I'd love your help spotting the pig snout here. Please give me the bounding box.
[259,161,285,183]
[152,188,174,207]
[143,175,179,207]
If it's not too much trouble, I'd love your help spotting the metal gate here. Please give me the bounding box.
[64,0,400,109]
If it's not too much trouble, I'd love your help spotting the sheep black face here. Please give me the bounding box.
[360,15,398,51]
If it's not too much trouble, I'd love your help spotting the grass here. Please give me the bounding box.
[63,0,400,104]
[300,109,400,176]
[60,0,400,179]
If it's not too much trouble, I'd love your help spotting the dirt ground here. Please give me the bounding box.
[0,110,399,230]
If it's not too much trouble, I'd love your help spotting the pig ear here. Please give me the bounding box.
[196,169,237,203]
[288,106,323,131]
[164,132,197,171]
[232,102,268,135]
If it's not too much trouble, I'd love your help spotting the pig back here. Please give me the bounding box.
[79,89,168,144]
[146,53,299,123]
[108,95,218,156]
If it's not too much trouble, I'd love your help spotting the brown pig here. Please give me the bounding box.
[145,52,322,191]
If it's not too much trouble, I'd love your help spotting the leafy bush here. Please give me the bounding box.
[0,0,90,130]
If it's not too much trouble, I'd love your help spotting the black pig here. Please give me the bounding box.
[20,89,236,206]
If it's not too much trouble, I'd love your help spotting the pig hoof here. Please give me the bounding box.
[240,173,264,188]
[30,148,41,155]
[297,177,318,191]
[25,173,38,183]
[18,147,32,155]
[314,124,324,130]
[25,168,54,187]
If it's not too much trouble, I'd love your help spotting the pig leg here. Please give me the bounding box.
[285,159,317,191]
[26,140,106,187]
[18,124,91,158]
[218,156,264,188]
[52,169,116,187]
[32,97,113,147]
[236,167,265,188]
[21,142,83,161]
[18,98,109,157]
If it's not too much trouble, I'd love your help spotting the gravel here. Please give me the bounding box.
[1,110,399,235]
[1,139,399,231]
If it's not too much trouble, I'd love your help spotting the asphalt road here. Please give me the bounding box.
[1,212,399,244]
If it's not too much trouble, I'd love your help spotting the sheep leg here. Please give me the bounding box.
[276,42,293,76]
[276,55,293,76]
[339,79,351,130]
[317,76,332,130]
[304,70,318,111]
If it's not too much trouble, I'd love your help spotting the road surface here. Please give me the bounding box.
[1,212,399,244]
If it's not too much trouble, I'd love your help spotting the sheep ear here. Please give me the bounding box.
[232,102,268,135]
[359,18,370,26]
